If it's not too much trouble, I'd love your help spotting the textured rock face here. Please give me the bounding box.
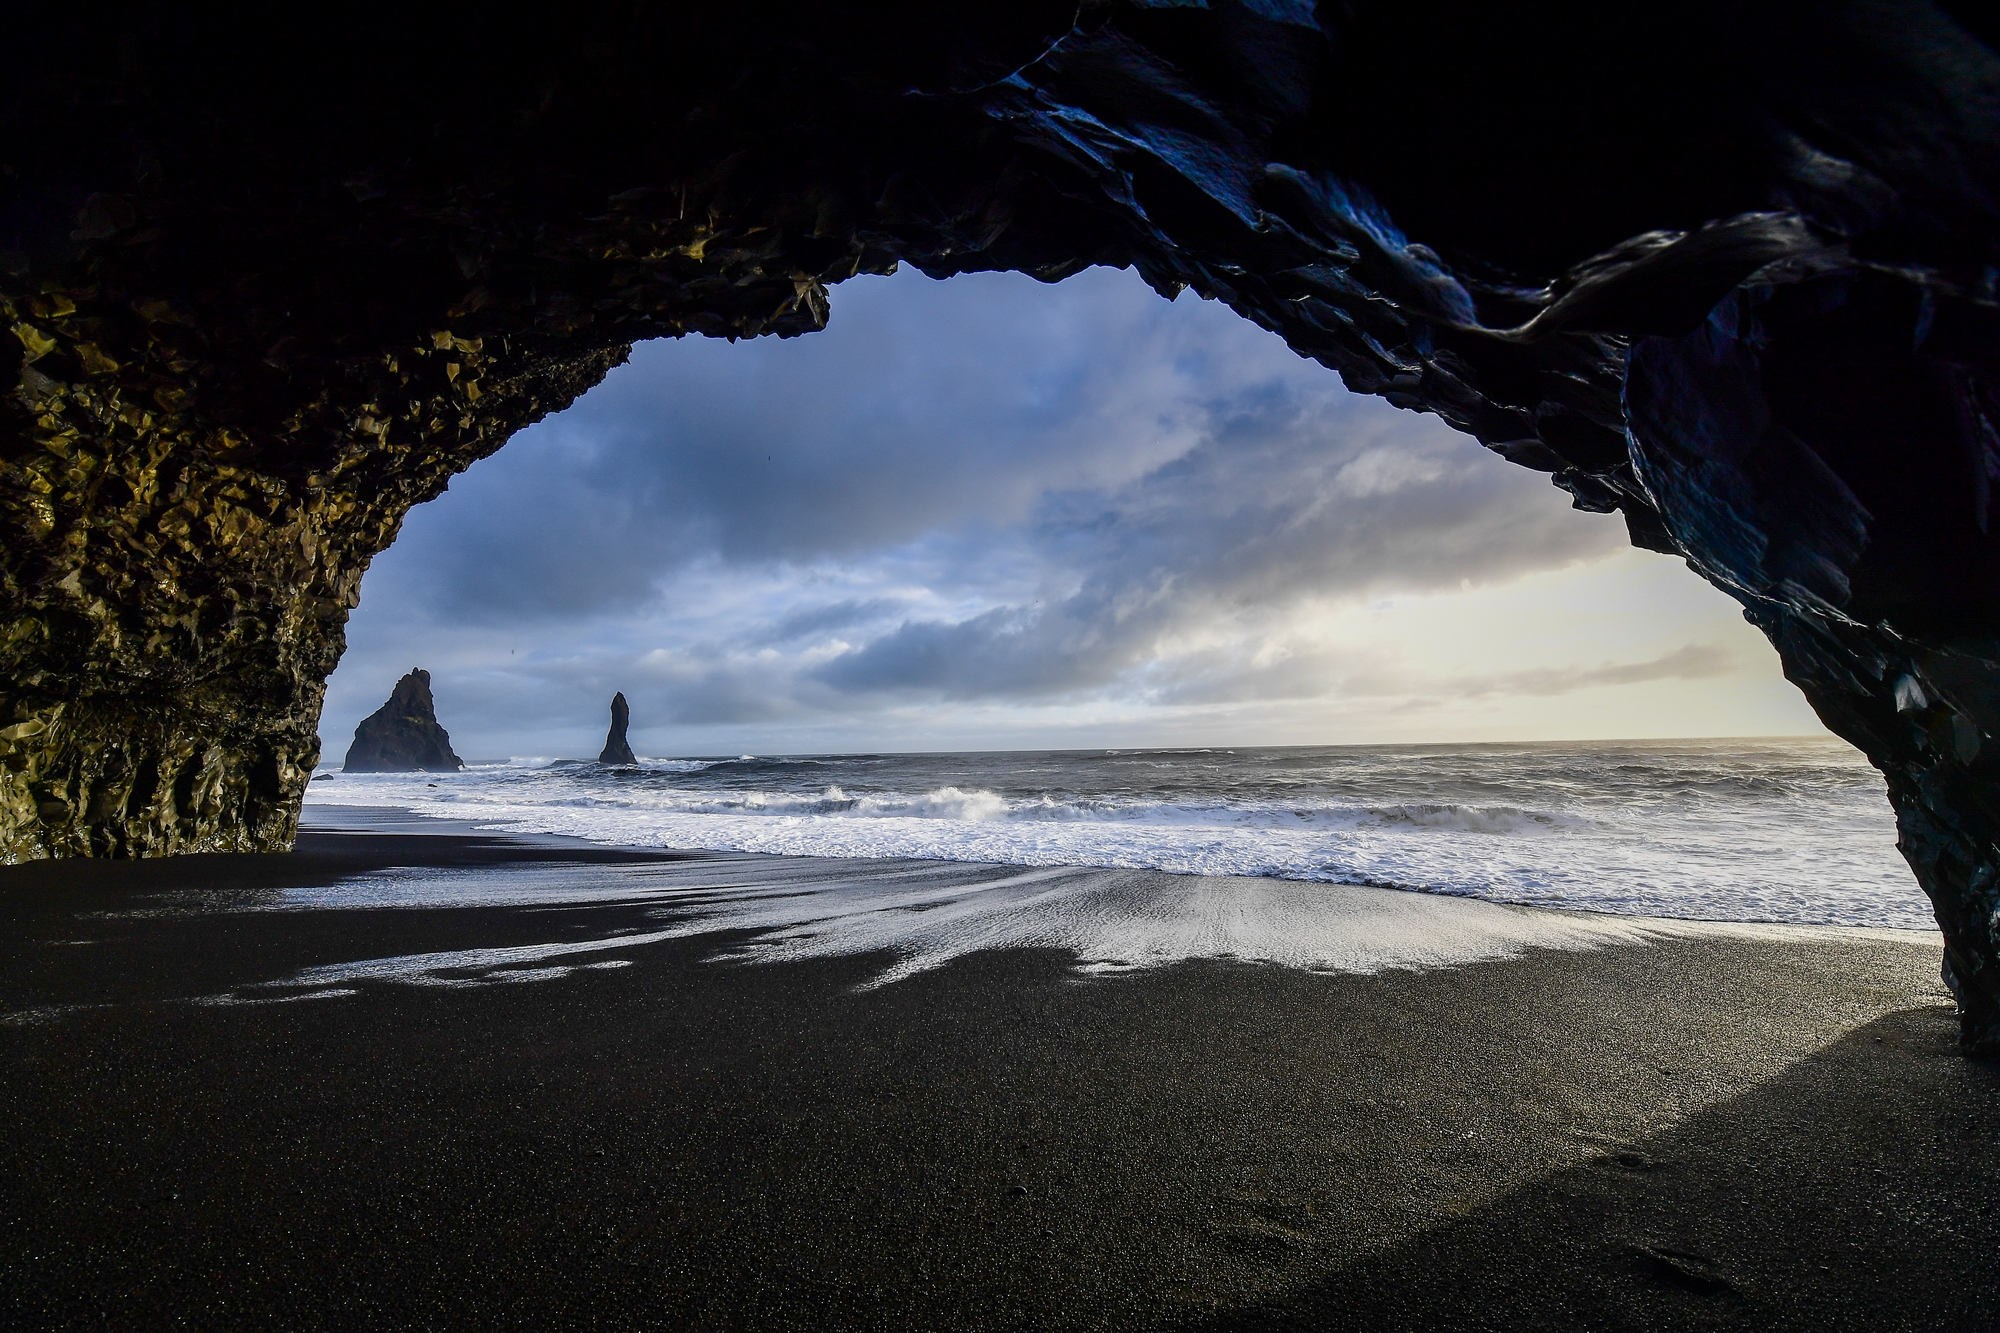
[4,3,2000,1044]
[599,693,636,767]
[343,670,462,774]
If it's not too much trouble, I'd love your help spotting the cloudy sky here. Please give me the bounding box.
[318,264,1825,762]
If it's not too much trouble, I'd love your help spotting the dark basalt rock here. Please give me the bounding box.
[3,3,1999,1047]
[343,670,463,774]
[599,692,636,766]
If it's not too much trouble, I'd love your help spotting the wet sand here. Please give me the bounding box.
[2,813,1996,1330]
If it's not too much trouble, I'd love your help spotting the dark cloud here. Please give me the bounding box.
[360,265,1272,624]
[324,264,1661,754]
[808,376,1620,701]
[749,598,909,648]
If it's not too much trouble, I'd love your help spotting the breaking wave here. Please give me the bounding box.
[305,738,1931,930]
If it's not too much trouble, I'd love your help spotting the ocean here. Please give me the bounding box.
[305,736,1933,932]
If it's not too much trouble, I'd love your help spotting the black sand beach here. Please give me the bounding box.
[3,815,1996,1331]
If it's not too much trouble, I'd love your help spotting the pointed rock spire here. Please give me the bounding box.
[342,669,464,773]
[599,691,636,765]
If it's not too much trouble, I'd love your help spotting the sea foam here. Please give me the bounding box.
[304,739,1932,930]
[199,851,1900,1004]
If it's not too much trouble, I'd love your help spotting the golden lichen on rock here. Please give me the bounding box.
[0,283,612,858]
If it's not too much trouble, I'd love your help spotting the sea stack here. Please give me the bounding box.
[343,669,465,773]
[599,692,637,765]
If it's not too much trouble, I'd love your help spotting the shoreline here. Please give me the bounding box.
[301,800,1943,949]
[3,818,1991,1329]
[298,736,1930,935]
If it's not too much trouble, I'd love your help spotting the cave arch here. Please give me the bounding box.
[4,2,1999,1048]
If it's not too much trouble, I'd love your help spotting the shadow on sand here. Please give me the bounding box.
[1191,1004,2000,1332]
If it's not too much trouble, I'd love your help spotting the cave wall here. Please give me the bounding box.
[5,2,2000,1044]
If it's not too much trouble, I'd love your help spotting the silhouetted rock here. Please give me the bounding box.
[343,671,464,773]
[599,692,636,766]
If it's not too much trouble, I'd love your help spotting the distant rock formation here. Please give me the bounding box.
[343,670,465,773]
[599,692,636,765]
